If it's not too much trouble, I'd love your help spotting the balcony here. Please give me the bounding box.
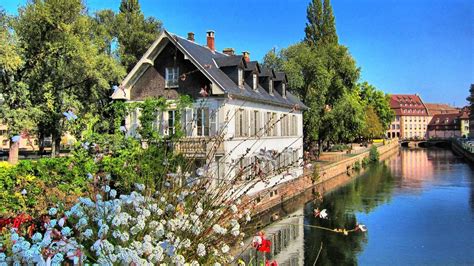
[174,137,224,157]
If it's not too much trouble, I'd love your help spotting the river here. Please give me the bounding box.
[240,148,474,265]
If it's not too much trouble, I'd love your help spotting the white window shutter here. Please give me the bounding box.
[235,109,241,137]
[209,109,217,136]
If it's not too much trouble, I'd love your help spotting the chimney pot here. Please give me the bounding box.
[187,32,195,42]
[206,30,215,52]
[242,51,250,62]
[223,48,235,56]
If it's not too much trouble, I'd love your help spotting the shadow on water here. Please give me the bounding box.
[304,163,395,266]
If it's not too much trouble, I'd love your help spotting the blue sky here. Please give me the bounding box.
[2,0,473,106]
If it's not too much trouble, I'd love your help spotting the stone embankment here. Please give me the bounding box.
[248,140,400,217]
[451,140,474,163]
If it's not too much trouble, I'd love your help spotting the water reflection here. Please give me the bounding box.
[239,148,474,265]
[304,163,393,265]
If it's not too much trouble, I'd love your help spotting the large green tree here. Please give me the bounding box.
[265,0,361,155]
[358,82,394,130]
[0,10,42,163]
[115,0,162,72]
[12,0,125,156]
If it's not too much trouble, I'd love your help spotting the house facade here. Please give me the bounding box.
[469,84,474,138]
[111,30,306,193]
[387,94,430,139]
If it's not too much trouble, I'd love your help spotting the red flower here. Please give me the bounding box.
[12,213,32,229]
[252,231,272,253]
[266,260,278,266]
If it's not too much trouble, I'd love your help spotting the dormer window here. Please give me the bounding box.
[253,74,258,90]
[165,67,179,88]
[269,80,274,95]
[282,83,286,98]
[238,68,244,87]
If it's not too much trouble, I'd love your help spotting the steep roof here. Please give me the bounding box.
[390,94,429,116]
[113,30,306,110]
[428,113,460,126]
[170,32,306,109]
[424,103,459,115]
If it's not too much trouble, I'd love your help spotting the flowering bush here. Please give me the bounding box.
[1,181,250,264]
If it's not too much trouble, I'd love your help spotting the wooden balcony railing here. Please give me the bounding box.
[174,137,224,157]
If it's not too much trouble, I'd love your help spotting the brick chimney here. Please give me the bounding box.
[187,32,195,42]
[206,30,215,52]
[222,48,235,56]
[242,51,250,62]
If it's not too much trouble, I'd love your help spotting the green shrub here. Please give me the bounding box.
[329,144,350,152]
[369,145,379,163]
[353,160,361,171]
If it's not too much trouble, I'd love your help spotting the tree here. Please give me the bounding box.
[304,0,323,46]
[362,105,384,140]
[115,0,162,72]
[305,0,338,47]
[261,47,283,71]
[0,10,42,164]
[12,0,125,156]
[358,82,394,130]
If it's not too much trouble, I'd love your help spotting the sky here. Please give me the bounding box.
[2,0,473,106]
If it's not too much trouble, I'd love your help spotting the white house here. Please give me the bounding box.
[111,30,307,194]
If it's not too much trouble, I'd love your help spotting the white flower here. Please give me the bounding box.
[212,224,227,235]
[221,244,230,254]
[48,207,58,216]
[195,207,203,216]
[197,243,206,257]
[357,224,368,232]
[314,208,328,219]
[109,189,117,198]
[230,204,238,213]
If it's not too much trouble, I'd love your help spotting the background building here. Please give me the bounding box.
[387,94,430,139]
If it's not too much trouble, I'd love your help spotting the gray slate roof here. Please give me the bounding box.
[169,31,307,110]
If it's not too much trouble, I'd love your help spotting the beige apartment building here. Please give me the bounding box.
[387,94,430,139]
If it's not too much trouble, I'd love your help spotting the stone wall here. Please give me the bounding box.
[247,140,400,216]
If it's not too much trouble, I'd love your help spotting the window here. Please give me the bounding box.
[282,83,286,98]
[272,112,278,136]
[250,110,261,137]
[197,108,209,136]
[168,110,176,135]
[269,80,274,94]
[235,108,248,137]
[238,68,244,87]
[253,74,258,90]
[2,140,7,146]
[291,115,297,136]
[165,67,179,88]
[281,114,287,136]
[182,108,194,136]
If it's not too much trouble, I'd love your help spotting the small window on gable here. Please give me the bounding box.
[269,80,273,94]
[253,73,258,90]
[165,67,179,88]
[238,68,244,87]
[282,83,286,98]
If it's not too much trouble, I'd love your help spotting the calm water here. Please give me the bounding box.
[244,148,474,265]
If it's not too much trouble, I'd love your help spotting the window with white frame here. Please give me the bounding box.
[197,108,210,136]
[282,83,286,97]
[269,80,273,94]
[272,112,278,136]
[235,108,248,137]
[250,110,261,137]
[165,67,179,88]
[291,115,297,136]
[253,74,258,90]
[238,68,244,87]
[181,108,194,136]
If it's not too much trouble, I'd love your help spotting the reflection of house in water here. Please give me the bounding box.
[386,149,434,187]
[239,209,304,265]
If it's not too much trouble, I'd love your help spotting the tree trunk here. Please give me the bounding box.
[51,133,61,158]
[8,141,19,165]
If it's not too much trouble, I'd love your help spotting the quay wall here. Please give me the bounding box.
[451,141,474,164]
[248,140,400,216]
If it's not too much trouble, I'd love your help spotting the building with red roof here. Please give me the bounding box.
[387,94,430,139]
